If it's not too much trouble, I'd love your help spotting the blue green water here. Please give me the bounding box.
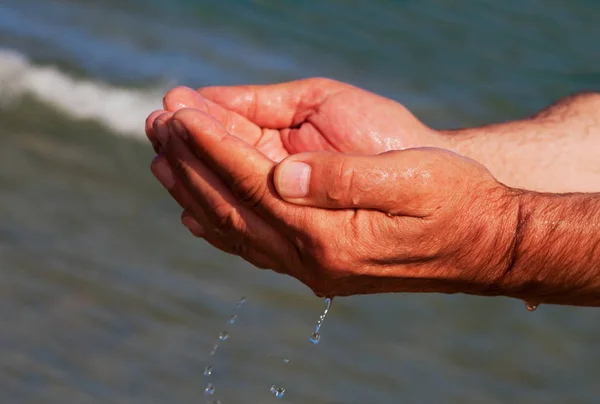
[1,0,599,402]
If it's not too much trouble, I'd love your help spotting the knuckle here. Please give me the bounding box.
[326,158,356,204]
[212,201,244,235]
[170,155,187,177]
[228,241,249,258]
[310,77,338,87]
[231,172,268,208]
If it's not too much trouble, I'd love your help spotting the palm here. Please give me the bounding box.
[198,79,438,162]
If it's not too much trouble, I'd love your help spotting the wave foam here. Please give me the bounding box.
[0,49,163,137]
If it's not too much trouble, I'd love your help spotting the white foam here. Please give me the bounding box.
[0,49,163,138]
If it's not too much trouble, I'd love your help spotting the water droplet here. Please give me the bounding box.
[283,358,290,364]
[218,332,229,341]
[309,297,332,344]
[204,383,215,396]
[270,385,286,399]
[235,296,247,308]
[525,302,539,312]
[229,314,237,324]
[204,365,213,376]
[387,212,394,217]
[210,344,219,356]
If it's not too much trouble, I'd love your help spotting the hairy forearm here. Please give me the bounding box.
[440,93,600,193]
[496,190,600,307]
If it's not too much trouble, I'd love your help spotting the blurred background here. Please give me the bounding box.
[1,0,599,403]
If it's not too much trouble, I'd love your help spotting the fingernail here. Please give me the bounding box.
[153,161,176,189]
[170,119,188,140]
[276,161,310,198]
[155,121,170,146]
[182,216,204,235]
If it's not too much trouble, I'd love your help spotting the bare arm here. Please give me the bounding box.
[441,93,600,193]
[492,190,600,307]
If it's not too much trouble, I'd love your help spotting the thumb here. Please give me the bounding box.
[273,151,424,214]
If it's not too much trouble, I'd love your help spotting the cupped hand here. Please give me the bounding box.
[150,108,519,297]
[146,78,442,162]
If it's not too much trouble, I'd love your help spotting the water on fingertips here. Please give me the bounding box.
[2,0,600,402]
[525,302,540,312]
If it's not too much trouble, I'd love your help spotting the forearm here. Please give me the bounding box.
[497,190,600,307]
[439,93,600,193]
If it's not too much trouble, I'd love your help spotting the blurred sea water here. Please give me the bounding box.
[0,0,599,402]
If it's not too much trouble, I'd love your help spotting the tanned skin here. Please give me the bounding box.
[144,80,600,307]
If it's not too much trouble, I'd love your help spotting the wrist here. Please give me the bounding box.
[463,184,523,297]
[495,191,600,306]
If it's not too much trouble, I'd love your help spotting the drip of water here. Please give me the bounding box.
[270,385,286,399]
[236,296,247,309]
[203,296,247,402]
[204,383,215,396]
[283,358,290,364]
[309,297,333,345]
[525,301,540,312]
[210,343,219,356]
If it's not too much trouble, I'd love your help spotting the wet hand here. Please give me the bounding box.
[146,78,442,162]
[150,108,519,297]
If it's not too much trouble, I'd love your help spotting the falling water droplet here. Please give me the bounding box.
[229,314,237,324]
[218,332,229,341]
[270,385,286,399]
[283,358,290,364]
[204,383,215,396]
[210,344,219,356]
[309,297,332,345]
[525,302,539,312]
[236,296,247,308]
[204,365,213,376]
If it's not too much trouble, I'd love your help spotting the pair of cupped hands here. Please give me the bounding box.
[146,78,518,297]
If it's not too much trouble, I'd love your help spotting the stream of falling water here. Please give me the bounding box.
[203,296,246,404]
[269,297,334,400]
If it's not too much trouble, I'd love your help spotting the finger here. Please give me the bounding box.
[181,209,206,237]
[163,86,265,148]
[152,111,175,150]
[146,109,168,152]
[272,149,440,216]
[163,86,209,112]
[150,112,277,266]
[181,210,277,270]
[151,154,205,217]
[168,108,296,227]
[155,142,287,269]
[198,78,346,129]
[161,125,298,269]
